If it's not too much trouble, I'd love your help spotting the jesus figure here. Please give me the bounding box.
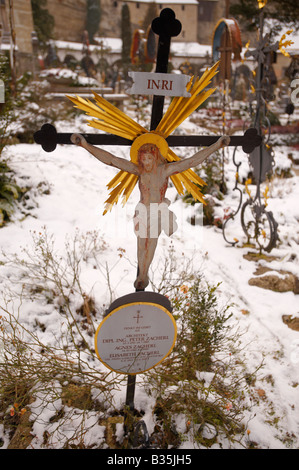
[71,132,230,290]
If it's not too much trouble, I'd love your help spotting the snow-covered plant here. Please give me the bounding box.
[0,55,23,226]
[0,229,124,448]
[144,277,257,448]
[0,230,260,448]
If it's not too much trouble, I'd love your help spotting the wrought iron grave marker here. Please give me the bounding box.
[34,8,262,446]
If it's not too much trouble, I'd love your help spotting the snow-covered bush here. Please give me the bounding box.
[144,277,254,448]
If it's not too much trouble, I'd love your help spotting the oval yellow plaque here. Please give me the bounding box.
[95,301,177,375]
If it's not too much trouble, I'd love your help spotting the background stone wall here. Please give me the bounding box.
[46,0,86,43]
[12,0,34,53]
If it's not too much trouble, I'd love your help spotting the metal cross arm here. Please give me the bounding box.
[34,123,261,155]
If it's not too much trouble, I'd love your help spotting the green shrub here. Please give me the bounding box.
[0,232,259,448]
[144,278,253,448]
[0,55,24,226]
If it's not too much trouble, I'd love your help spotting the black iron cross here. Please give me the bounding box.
[34,9,261,155]
[33,8,262,417]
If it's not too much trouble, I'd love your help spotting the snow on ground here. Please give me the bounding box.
[0,112,299,449]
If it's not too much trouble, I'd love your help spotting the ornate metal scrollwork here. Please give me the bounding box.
[223,6,279,252]
[222,147,243,247]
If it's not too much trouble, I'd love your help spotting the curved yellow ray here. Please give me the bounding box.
[92,92,145,134]
[106,170,127,190]
[122,174,139,205]
[67,93,146,136]
[156,63,219,137]
[87,120,137,140]
[103,173,138,215]
[170,174,184,195]
[166,149,206,189]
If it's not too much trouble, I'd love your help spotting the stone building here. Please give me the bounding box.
[100,0,231,44]
[0,1,242,55]
[122,0,199,42]
[46,0,86,43]
[0,0,34,53]
[1,0,295,80]
[28,0,235,46]
[197,0,229,44]
[0,0,35,73]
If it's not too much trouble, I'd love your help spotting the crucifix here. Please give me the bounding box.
[35,10,260,284]
[34,8,261,416]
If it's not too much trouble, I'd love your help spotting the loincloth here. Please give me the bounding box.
[133,199,178,238]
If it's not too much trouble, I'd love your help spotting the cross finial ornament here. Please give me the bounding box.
[151,8,182,39]
[150,8,182,130]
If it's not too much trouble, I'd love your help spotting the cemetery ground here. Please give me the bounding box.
[0,91,299,449]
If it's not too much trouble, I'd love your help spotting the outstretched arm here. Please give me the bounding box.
[165,136,230,177]
[71,133,140,175]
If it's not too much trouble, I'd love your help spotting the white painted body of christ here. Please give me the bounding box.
[71,133,230,290]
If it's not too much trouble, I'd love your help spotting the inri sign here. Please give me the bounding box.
[128,72,191,97]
